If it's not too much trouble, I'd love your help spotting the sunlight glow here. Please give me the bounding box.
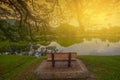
[70,0,120,30]
[69,18,79,27]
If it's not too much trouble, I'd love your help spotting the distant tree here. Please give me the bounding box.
[55,23,77,36]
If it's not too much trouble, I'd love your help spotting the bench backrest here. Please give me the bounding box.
[46,52,77,61]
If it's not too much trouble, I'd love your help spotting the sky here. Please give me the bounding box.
[40,0,120,29]
[66,0,120,30]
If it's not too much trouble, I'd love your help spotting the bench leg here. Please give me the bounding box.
[68,53,71,67]
[51,53,55,67]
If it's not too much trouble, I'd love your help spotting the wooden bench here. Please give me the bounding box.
[46,52,77,67]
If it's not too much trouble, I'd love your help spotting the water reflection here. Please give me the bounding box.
[49,38,120,55]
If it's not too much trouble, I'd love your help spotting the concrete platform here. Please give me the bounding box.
[34,59,89,80]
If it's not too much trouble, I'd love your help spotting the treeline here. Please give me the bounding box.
[0,19,54,53]
[83,27,120,42]
[0,20,120,52]
[54,24,120,46]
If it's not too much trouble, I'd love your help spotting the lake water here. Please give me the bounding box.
[48,38,120,55]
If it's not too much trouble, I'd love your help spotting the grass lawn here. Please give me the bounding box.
[0,55,45,80]
[77,55,120,80]
[0,55,120,80]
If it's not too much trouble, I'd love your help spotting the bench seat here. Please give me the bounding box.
[46,52,77,67]
[47,58,76,61]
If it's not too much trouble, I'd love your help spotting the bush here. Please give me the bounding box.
[0,41,29,54]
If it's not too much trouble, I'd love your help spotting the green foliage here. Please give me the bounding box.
[56,36,84,47]
[54,23,82,46]
[0,41,9,52]
[55,23,77,37]
[0,19,29,42]
[0,41,29,53]
[54,23,120,47]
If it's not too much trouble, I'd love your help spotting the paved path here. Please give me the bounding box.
[34,59,90,80]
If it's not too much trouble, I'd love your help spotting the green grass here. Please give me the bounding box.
[0,55,120,80]
[0,55,45,80]
[77,55,120,80]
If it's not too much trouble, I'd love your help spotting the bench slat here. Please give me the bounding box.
[46,53,77,60]
[47,58,76,61]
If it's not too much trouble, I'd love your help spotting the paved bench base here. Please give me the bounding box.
[34,59,89,80]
